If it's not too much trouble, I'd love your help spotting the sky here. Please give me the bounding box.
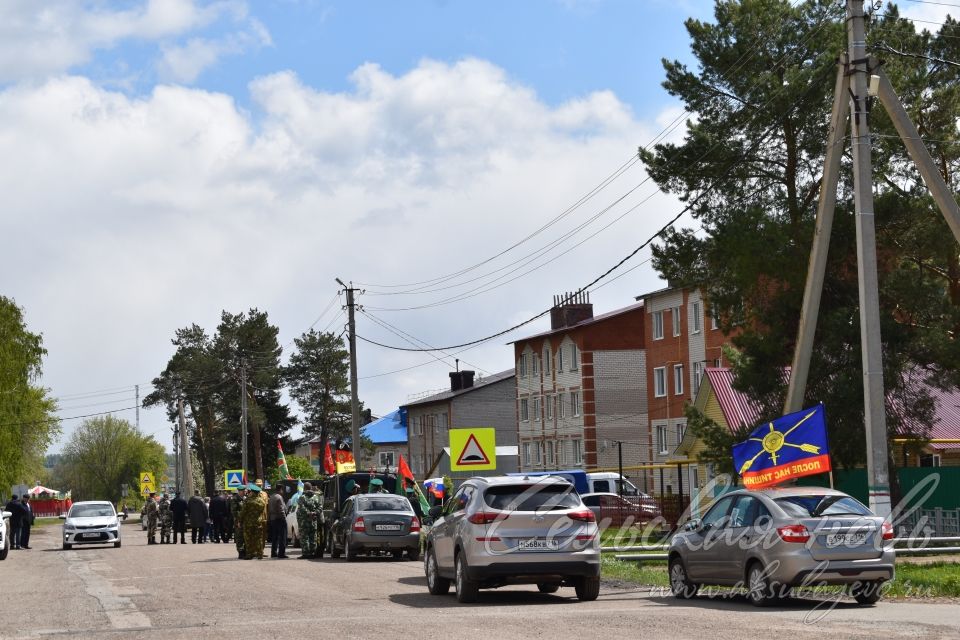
[2,0,953,454]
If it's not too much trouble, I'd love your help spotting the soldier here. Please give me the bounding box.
[240,483,267,559]
[230,487,247,559]
[144,492,159,545]
[158,493,172,544]
[370,478,388,494]
[296,483,322,559]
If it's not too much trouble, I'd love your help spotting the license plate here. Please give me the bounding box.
[81,533,102,539]
[825,532,868,546]
[517,538,559,551]
[375,524,401,531]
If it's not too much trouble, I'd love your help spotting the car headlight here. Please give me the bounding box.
[64,524,76,532]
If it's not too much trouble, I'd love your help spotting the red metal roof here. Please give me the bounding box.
[509,300,645,344]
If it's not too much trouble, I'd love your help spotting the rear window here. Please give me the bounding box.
[356,497,412,512]
[775,495,872,518]
[70,504,115,518]
[483,485,580,511]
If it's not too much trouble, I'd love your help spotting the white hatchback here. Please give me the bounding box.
[62,501,122,549]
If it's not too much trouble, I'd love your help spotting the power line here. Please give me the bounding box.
[0,405,140,429]
[874,41,960,67]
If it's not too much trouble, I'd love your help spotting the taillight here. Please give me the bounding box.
[881,521,894,541]
[777,524,810,543]
[410,518,421,533]
[575,533,596,541]
[467,511,505,524]
[353,516,365,532]
[567,509,596,523]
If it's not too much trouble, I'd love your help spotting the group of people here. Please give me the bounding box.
[142,490,234,546]
[4,494,35,550]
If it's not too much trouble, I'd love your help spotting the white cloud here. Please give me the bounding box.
[0,0,263,83]
[0,59,677,448]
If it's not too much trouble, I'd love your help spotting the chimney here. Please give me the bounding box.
[550,291,593,330]
[449,370,476,392]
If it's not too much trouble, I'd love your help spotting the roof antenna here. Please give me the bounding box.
[456,358,459,372]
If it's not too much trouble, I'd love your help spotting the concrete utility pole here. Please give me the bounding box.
[240,364,248,481]
[336,278,362,466]
[173,423,180,494]
[787,0,960,517]
[135,384,140,430]
[178,398,193,494]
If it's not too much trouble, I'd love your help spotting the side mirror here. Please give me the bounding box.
[428,505,443,519]
[684,518,702,532]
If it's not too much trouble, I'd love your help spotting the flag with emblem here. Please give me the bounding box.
[277,440,293,480]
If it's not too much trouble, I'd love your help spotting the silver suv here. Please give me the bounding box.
[423,476,601,603]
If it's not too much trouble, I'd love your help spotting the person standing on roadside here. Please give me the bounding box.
[209,491,228,543]
[240,484,267,559]
[296,483,322,559]
[170,492,188,544]
[188,491,207,543]
[268,491,288,558]
[230,487,247,559]
[144,492,159,545]
[18,494,34,549]
[5,495,25,550]
[158,494,172,544]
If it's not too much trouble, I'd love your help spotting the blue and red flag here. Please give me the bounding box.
[732,404,831,490]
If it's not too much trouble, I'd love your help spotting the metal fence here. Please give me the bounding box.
[897,508,960,537]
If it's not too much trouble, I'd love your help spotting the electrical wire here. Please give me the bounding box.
[0,405,140,429]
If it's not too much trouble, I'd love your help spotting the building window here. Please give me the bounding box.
[714,358,722,368]
[557,346,564,372]
[570,344,579,371]
[535,441,543,465]
[532,354,539,376]
[570,391,581,417]
[439,413,447,430]
[691,301,702,333]
[558,392,566,418]
[546,440,555,465]
[656,424,668,455]
[693,361,705,391]
[677,423,686,443]
[433,414,440,434]
[919,454,941,467]
[523,442,531,466]
[673,364,684,396]
[545,394,553,420]
[710,309,719,330]
[379,451,395,468]
[654,367,667,397]
[672,306,682,337]
[543,347,551,374]
[573,439,583,464]
[557,440,565,464]
[533,396,541,422]
[653,310,664,340]
[414,417,424,436]
[520,398,529,422]
[519,353,527,377]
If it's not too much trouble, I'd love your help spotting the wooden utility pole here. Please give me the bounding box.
[240,364,248,481]
[178,398,193,495]
[336,278,362,467]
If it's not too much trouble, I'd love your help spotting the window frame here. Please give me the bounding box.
[672,305,682,337]
[573,438,583,464]
[545,393,553,420]
[522,442,531,466]
[673,364,684,396]
[558,391,566,418]
[653,366,667,398]
[532,395,541,422]
[569,343,579,371]
[379,451,395,468]
[652,310,664,340]
[570,390,581,417]
[656,424,668,455]
[520,397,529,422]
[691,301,702,334]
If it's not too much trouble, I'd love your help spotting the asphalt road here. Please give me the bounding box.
[2,521,959,639]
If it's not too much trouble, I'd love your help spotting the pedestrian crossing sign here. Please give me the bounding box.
[224,469,245,491]
[450,428,496,471]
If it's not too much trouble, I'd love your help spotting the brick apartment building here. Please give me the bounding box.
[512,292,648,473]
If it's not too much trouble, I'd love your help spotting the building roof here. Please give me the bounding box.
[362,410,407,445]
[510,300,645,344]
[401,369,515,409]
[633,285,674,301]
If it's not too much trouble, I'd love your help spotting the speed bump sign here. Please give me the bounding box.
[450,428,496,471]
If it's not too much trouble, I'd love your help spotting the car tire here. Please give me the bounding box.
[407,546,420,562]
[747,562,778,607]
[426,548,450,595]
[114,540,122,548]
[455,553,480,603]
[63,542,72,550]
[537,583,560,594]
[0,524,8,560]
[574,576,600,601]
[669,557,699,599]
[345,537,358,562]
[392,549,403,560]
[851,580,883,606]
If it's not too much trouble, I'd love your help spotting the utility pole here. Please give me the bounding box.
[616,440,624,497]
[135,384,140,430]
[178,398,193,494]
[336,278,362,467]
[240,364,248,482]
[173,423,180,494]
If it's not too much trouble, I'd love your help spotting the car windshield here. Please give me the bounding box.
[483,485,580,511]
[775,495,872,518]
[70,504,115,518]
[357,497,411,512]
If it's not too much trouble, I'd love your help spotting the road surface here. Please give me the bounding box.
[1,521,958,639]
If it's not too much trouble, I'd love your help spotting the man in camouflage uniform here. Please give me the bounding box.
[230,487,247,559]
[144,492,159,545]
[158,494,172,544]
[240,484,267,559]
[296,483,323,559]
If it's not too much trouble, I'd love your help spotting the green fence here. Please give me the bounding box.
[795,467,959,510]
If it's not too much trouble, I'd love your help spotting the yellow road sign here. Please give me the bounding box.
[140,483,155,496]
[140,472,155,486]
[450,428,496,471]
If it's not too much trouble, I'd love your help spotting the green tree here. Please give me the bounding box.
[54,416,166,504]
[283,330,353,455]
[641,1,959,471]
[0,296,59,491]
[268,453,315,485]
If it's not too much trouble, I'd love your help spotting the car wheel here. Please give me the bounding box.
[63,542,72,550]
[747,562,778,607]
[574,576,600,601]
[392,549,403,560]
[455,553,480,603]
[0,525,8,560]
[537,583,560,594]
[426,548,450,595]
[407,546,420,562]
[669,557,698,599]
[114,539,122,548]
[850,580,883,606]
[345,537,358,562]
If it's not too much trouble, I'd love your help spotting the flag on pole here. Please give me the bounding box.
[398,454,415,483]
[277,440,293,480]
[323,442,336,475]
[732,404,831,490]
[334,441,356,474]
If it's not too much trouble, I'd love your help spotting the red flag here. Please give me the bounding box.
[398,454,415,483]
[323,442,336,475]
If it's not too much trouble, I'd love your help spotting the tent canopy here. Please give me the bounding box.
[27,485,60,496]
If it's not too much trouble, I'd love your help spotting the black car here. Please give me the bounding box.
[329,494,421,561]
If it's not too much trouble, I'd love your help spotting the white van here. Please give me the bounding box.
[586,472,641,496]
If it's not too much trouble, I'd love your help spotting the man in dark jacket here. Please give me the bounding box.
[267,491,288,558]
[19,494,34,549]
[4,495,25,550]
[170,492,188,544]
[208,492,228,543]
[188,491,208,543]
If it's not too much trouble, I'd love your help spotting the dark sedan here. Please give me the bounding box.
[329,494,421,561]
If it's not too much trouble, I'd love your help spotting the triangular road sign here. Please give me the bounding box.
[141,473,151,483]
[456,433,491,466]
[227,472,242,486]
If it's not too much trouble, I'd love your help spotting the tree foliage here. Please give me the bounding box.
[54,415,166,504]
[642,1,960,470]
[0,296,59,491]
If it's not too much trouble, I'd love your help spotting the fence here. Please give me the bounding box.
[897,508,960,537]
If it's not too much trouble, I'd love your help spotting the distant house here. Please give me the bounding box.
[363,410,408,473]
[402,369,518,481]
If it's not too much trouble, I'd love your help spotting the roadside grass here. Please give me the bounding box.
[599,526,668,548]
[34,517,63,527]
[600,555,960,599]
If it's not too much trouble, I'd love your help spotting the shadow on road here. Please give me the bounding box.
[643,590,865,613]
[388,590,578,608]
[397,575,428,587]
